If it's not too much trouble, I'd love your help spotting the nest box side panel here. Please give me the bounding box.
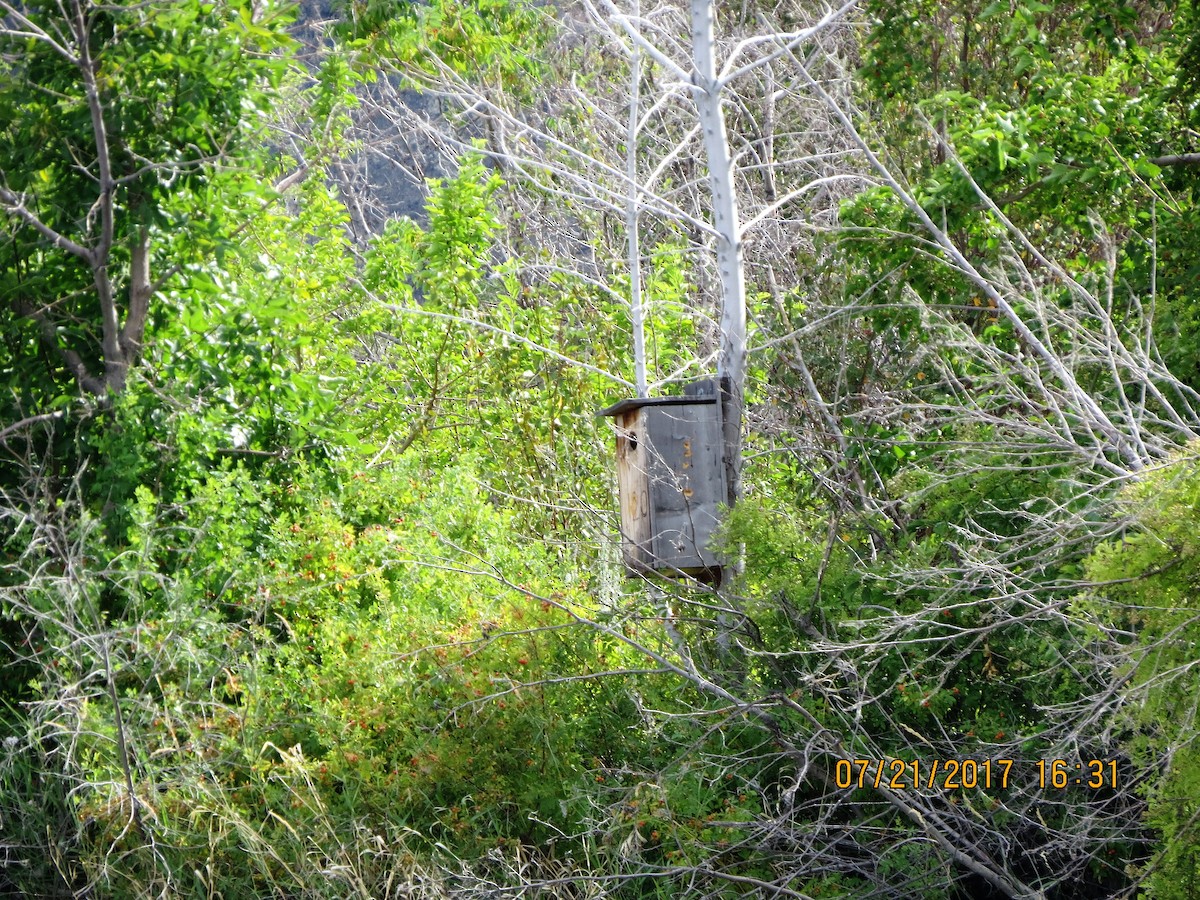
[643,404,726,572]
[614,408,653,568]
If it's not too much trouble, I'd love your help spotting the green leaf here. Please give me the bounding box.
[1134,159,1162,178]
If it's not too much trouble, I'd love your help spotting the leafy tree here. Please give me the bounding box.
[0,0,294,399]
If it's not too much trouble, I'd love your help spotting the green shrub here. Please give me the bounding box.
[1081,446,1200,900]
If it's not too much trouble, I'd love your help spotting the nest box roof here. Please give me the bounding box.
[596,394,717,418]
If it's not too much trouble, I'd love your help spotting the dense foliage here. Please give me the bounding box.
[2,0,1200,898]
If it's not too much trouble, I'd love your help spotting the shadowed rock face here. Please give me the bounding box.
[294,1,337,31]
[291,0,450,238]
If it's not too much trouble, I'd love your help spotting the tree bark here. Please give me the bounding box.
[1150,152,1200,167]
[691,0,746,502]
[626,0,648,398]
[119,228,152,365]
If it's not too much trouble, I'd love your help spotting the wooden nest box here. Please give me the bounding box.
[598,379,730,579]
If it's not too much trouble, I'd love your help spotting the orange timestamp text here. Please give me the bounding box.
[835,758,1120,791]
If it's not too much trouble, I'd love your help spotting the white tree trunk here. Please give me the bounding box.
[690,0,746,501]
[626,3,649,398]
